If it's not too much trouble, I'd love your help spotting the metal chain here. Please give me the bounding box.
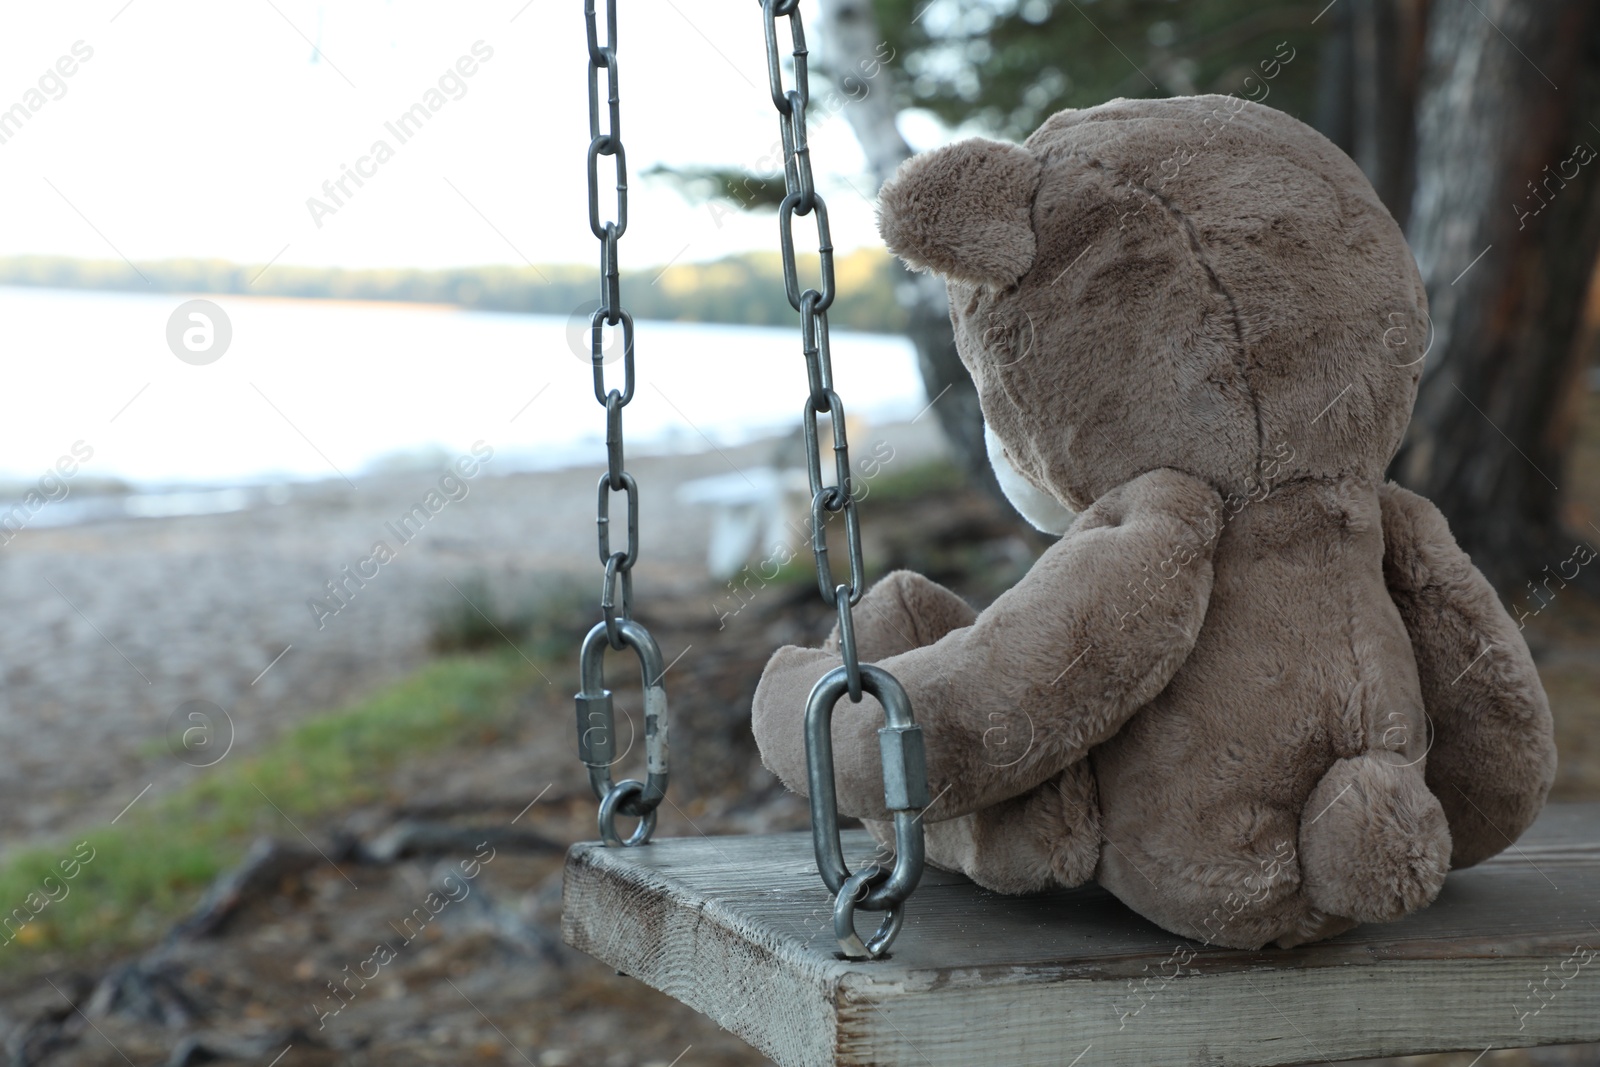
[573,0,668,848]
[758,0,926,960]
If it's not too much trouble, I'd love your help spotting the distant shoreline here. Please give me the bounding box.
[0,248,908,333]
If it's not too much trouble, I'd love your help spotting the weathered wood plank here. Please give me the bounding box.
[562,803,1600,1067]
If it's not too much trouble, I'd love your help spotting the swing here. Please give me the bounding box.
[562,2,1600,1064]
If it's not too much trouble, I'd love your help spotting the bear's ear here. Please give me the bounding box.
[877,138,1042,288]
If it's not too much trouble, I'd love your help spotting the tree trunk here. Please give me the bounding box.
[1313,0,1428,227]
[1391,0,1600,596]
[813,0,1001,502]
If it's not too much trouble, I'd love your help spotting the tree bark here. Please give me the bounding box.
[1391,0,1600,596]
[1314,0,1428,227]
[813,0,1002,502]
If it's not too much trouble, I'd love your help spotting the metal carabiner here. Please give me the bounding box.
[834,866,904,959]
[575,617,670,846]
[804,663,927,958]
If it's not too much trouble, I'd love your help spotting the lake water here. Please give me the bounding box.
[0,286,925,511]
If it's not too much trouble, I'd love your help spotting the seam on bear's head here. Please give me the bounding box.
[1140,181,1267,487]
[1044,147,1267,493]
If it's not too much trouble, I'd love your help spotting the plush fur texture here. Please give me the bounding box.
[877,138,1042,288]
[750,96,1556,949]
[987,424,1078,535]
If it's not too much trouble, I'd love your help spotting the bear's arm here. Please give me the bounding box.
[752,468,1221,823]
[1377,482,1556,868]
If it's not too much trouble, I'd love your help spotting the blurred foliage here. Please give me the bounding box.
[0,248,909,333]
[873,0,1326,139]
[859,457,968,504]
[427,573,591,657]
[0,650,541,963]
[643,163,790,211]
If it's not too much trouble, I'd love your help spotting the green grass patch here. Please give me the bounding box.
[427,573,590,658]
[0,649,548,964]
[862,458,967,505]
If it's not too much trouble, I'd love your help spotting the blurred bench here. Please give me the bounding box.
[677,467,811,580]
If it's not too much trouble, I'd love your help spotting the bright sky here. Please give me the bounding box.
[0,0,950,272]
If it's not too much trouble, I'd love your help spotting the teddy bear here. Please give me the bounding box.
[751,94,1557,949]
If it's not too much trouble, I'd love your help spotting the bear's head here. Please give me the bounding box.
[877,96,1428,531]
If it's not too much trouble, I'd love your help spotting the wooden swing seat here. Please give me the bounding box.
[563,801,1600,1067]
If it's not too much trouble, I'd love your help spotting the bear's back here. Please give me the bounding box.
[1087,474,1428,945]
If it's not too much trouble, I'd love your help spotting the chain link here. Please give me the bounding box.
[759,0,925,959]
[573,0,668,848]
[591,307,634,404]
[799,291,832,405]
[759,2,853,611]
[584,0,637,641]
[779,193,835,312]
